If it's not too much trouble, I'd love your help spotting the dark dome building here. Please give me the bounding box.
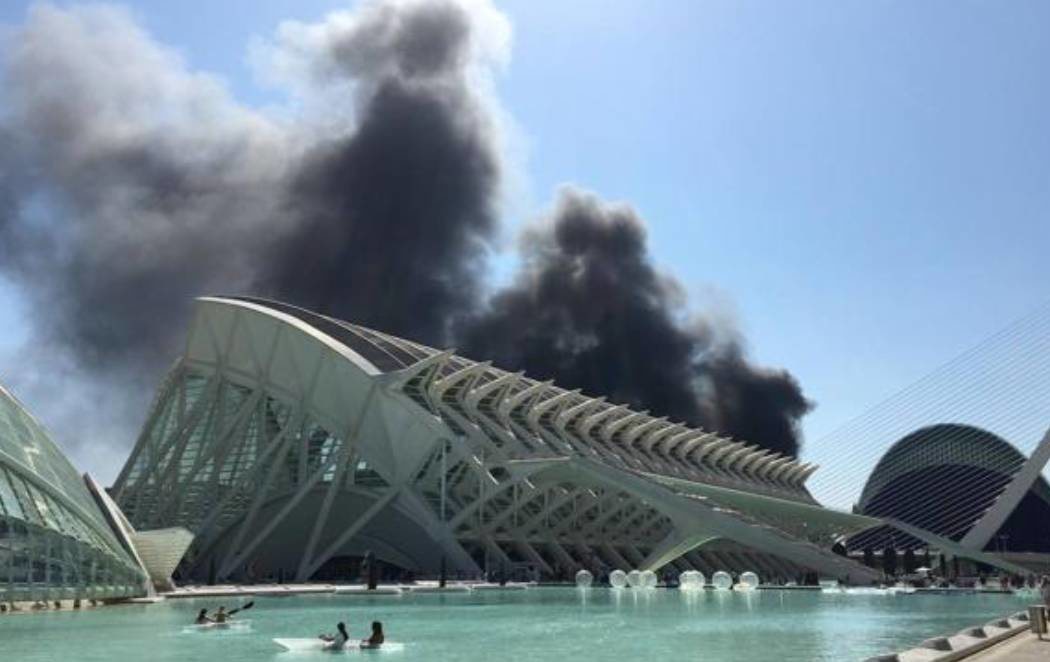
[847,424,1050,557]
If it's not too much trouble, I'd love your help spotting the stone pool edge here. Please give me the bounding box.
[863,610,1031,662]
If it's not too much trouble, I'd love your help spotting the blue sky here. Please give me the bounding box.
[1,0,1049,471]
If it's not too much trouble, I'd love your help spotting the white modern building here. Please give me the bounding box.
[112,296,896,584]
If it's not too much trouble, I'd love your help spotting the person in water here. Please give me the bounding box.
[319,622,350,649]
[194,608,213,625]
[361,621,385,648]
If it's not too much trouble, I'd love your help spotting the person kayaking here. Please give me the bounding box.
[194,608,213,625]
[319,622,350,650]
[210,601,253,625]
[361,621,385,649]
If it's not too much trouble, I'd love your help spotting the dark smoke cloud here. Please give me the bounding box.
[457,189,812,457]
[0,1,505,364]
[0,4,290,372]
[0,1,810,475]
[256,0,502,342]
[0,1,508,477]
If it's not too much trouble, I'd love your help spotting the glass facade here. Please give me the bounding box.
[0,384,146,602]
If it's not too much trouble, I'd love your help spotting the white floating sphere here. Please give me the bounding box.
[626,569,642,588]
[738,571,760,591]
[677,570,696,589]
[679,570,707,589]
[682,570,706,589]
[640,570,658,589]
[575,569,594,588]
[712,570,733,590]
[676,571,701,592]
[609,569,628,589]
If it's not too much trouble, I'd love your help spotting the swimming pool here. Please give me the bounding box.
[0,587,1032,661]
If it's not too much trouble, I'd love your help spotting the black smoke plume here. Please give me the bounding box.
[0,1,507,477]
[254,0,502,342]
[0,1,504,363]
[0,1,810,476]
[457,189,812,457]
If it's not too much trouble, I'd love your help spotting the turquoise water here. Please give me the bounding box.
[0,588,1032,661]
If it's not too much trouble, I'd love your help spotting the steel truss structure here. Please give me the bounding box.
[114,297,890,584]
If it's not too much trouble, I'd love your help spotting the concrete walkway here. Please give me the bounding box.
[160,581,533,599]
[964,632,1050,661]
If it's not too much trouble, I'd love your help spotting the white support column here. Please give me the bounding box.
[643,423,683,455]
[623,417,666,452]
[718,444,755,478]
[661,429,699,460]
[959,426,1050,551]
[701,439,736,474]
[448,463,545,530]
[162,388,263,525]
[553,494,630,538]
[191,413,300,547]
[514,487,567,534]
[554,397,607,459]
[555,397,605,437]
[639,530,716,572]
[486,483,542,532]
[112,362,184,497]
[463,371,517,413]
[681,434,721,476]
[796,463,819,486]
[600,411,648,446]
[294,387,374,580]
[146,376,222,526]
[429,362,490,403]
[218,446,346,578]
[525,390,578,445]
[769,458,802,484]
[580,405,627,444]
[499,380,551,423]
[736,449,772,477]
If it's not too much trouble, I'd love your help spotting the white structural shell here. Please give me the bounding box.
[113,297,891,584]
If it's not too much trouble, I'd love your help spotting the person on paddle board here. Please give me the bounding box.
[319,622,350,649]
[361,621,384,648]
